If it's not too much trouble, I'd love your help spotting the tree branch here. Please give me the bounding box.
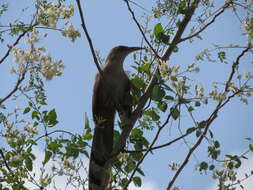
[124,128,195,153]
[123,0,160,59]
[0,72,26,105]
[166,46,251,190]
[0,149,14,176]
[123,104,180,189]
[163,0,200,60]
[179,3,229,43]
[75,0,103,76]
[0,31,27,65]
[111,0,201,161]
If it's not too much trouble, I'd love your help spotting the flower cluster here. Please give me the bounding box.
[159,60,170,79]
[61,23,81,42]
[11,28,64,80]
[196,84,204,98]
[244,17,253,40]
[209,88,226,101]
[37,3,74,28]
[41,58,64,80]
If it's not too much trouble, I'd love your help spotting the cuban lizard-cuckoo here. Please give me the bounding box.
[89,46,143,190]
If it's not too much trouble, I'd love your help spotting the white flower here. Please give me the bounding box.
[196,85,204,97]
[159,60,170,79]
[41,59,64,80]
[10,154,22,162]
[244,17,253,40]
[24,125,38,135]
[171,65,180,73]
[61,23,81,42]
[243,72,253,79]
[60,4,74,19]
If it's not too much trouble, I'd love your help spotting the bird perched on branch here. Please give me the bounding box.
[89,46,143,190]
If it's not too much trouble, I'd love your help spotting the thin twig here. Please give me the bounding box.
[124,128,195,153]
[75,0,103,76]
[34,129,75,142]
[123,0,160,59]
[111,0,201,158]
[180,3,229,42]
[0,31,27,64]
[0,149,14,176]
[166,46,251,190]
[0,72,26,105]
[123,104,180,190]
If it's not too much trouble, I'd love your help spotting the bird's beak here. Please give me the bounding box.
[127,46,144,53]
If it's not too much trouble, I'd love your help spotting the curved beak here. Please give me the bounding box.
[127,46,144,53]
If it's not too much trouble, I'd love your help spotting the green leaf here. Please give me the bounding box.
[158,101,167,112]
[31,111,38,120]
[23,107,30,114]
[188,106,194,112]
[83,133,92,140]
[25,157,33,171]
[113,130,121,145]
[209,130,214,138]
[28,101,33,107]
[153,23,163,37]
[228,162,234,169]
[171,108,180,120]
[141,63,152,73]
[136,168,145,176]
[195,101,201,107]
[164,95,174,100]
[160,33,170,44]
[218,51,226,62]
[186,127,196,134]
[132,152,143,161]
[209,164,215,170]
[133,176,142,187]
[132,76,145,90]
[178,0,187,14]
[40,99,47,105]
[85,113,90,129]
[199,161,208,171]
[214,140,220,148]
[144,109,160,121]
[43,151,52,165]
[198,121,206,128]
[131,128,143,136]
[249,144,253,152]
[151,85,165,101]
[46,109,58,127]
[121,178,128,187]
[27,139,37,145]
[47,109,57,121]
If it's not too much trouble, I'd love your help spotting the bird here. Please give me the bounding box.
[89,46,143,190]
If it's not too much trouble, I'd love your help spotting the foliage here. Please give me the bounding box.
[0,0,253,190]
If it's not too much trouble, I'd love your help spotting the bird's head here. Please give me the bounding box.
[105,45,144,65]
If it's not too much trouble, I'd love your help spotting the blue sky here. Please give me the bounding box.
[0,0,253,189]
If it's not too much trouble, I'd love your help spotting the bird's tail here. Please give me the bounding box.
[88,113,114,190]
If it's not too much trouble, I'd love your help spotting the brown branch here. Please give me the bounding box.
[34,129,76,142]
[110,0,201,161]
[225,45,251,92]
[166,46,251,190]
[123,104,180,189]
[179,3,229,43]
[124,127,195,153]
[123,0,160,59]
[0,72,25,105]
[163,0,200,61]
[0,31,27,65]
[0,149,14,176]
[75,0,103,76]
